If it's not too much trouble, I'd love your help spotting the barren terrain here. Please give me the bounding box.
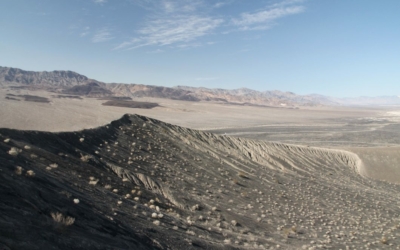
[1,86,400,249]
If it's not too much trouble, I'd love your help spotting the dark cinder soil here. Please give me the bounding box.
[1,114,400,249]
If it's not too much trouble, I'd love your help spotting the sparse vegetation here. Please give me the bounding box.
[51,212,75,226]
[80,154,92,162]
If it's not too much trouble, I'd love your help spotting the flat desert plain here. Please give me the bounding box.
[1,87,400,184]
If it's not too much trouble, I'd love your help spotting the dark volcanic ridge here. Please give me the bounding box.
[102,100,159,109]
[6,94,50,103]
[1,114,400,249]
[5,66,399,106]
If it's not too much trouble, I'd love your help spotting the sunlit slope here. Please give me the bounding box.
[1,114,400,249]
[348,147,400,184]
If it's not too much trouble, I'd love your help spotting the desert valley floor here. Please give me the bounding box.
[1,88,400,249]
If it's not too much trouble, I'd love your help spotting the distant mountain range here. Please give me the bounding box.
[1,66,399,106]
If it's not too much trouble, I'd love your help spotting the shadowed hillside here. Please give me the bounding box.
[1,114,400,249]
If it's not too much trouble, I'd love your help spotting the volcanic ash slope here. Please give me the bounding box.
[1,114,400,250]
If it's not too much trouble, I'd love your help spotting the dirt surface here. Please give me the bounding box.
[1,87,400,249]
[0,88,387,132]
[2,114,400,250]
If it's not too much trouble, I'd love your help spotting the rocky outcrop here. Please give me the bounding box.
[0,66,89,88]
[62,82,111,97]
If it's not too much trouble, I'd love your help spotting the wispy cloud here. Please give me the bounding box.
[233,1,305,30]
[214,2,225,8]
[93,0,107,4]
[162,0,203,13]
[147,49,164,54]
[92,28,114,43]
[269,0,305,8]
[114,15,223,50]
[113,0,305,50]
[134,0,203,13]
[113,0,222,50]
[80,26,90,37]
[213,0,235,9]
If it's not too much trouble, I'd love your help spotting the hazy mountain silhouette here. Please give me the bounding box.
[2,66,399,106]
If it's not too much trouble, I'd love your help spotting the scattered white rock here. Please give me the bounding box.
[89,179,99,185]
[8,147,20,156]
[26,170,35,177]
[49,163,58,169]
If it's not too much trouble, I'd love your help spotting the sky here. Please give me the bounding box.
[1,0,400,97]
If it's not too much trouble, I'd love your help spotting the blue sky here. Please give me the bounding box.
[1,0,400,97]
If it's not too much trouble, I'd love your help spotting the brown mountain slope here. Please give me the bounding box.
[3,66,400,106]
[62,82,112,97]
[0,66,90,88]
[0,66,332,106]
